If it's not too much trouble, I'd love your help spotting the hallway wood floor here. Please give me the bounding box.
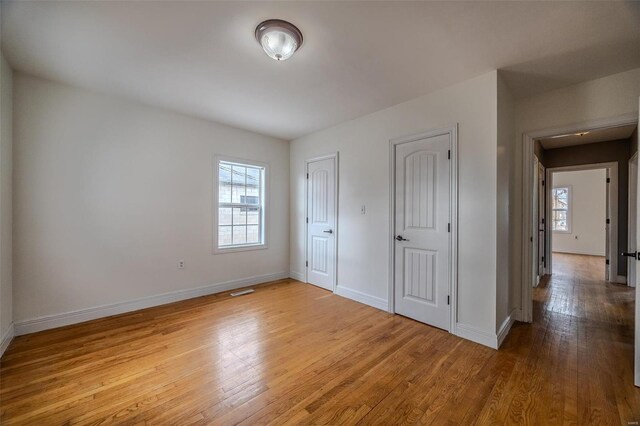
[1,253,638,424]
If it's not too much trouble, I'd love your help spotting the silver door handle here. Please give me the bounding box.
[323,229,333,234]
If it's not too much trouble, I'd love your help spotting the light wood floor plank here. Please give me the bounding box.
[1,254,638,424]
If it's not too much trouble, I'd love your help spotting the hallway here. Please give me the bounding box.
[505,252,638,423]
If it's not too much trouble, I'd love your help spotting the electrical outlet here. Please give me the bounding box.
[178,260,185,269]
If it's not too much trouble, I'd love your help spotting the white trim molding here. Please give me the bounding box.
[546,162,618,282]
[212,155,270,255]
[289,271,305,282]
[0,323,15,358]
[455,323,500,349]
[14,272,289,336]
[454,314,514,350]
[497,314,515,348]
[334,285,388,311]
[552,250,606,257]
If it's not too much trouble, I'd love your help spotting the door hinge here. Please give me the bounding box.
[541,218,545,224]
[306,173,309,179]
[447,295,450,305]
[542,256,545,263]
[448,223,451,232]
[606,259,610,265]
[606,177,611,184]
[306,261,308,267]
[606,218,610,224]
[306,217,309,223]
[448,150,451,160]
[542,180,545,186]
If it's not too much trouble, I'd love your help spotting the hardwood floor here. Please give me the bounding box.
[1,253,638,424]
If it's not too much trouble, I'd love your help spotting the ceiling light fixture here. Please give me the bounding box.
[255,19,303,61]
[549,131,590,139]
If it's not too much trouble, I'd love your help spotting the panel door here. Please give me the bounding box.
[394,134,450,330]
[307,157,336,291]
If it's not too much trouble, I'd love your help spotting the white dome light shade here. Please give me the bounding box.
[255,20,303,61]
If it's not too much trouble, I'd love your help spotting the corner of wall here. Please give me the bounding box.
[0,322,14,358]
[0,53,14,352]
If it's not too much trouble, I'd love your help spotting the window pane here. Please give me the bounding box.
[246,167,260,200]
[233,207,246,226]
[233,225,247,245]
[553,220,567,231]
[232,165,246,203]
[219,207,232,226]
[246,207,259,225]
[247,225,260,244]
[216,161,265,249]
[552,210,567,221]
[218,226,232,246]
[218,164,232,203]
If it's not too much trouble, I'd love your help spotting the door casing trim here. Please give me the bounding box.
[545,162,618,283]
[304,152,339,292]
[388,125,458,334]
[629,152,638,288]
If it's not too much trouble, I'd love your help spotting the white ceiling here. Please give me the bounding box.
[3,1,640,140]
[538,124,637,150]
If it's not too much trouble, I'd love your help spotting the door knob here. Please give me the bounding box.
[323,229,333,234]
[395,235,409,241]
[621,251,639,259]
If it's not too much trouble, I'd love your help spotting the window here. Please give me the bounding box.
[552,186,571,233]
[215,158,267,252]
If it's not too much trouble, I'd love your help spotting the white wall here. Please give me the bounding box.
[496,72,514,334]
[13,73,289,327]
[511,67,640,314]
[290,71,500,342]
[552,169,607,256]
[0,54,13,349]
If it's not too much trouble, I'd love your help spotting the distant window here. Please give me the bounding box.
[215,158,267,252]
[552,186,571,233]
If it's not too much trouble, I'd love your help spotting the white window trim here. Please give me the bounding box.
[213,155,269,254]
[551,185,572,234]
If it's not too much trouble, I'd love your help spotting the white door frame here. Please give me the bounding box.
[545,162,618,281]
[520,113,637,322]
[535,159,547,280]
[629,152,638,288]
[304,152,339,292]
[388,125,458,334]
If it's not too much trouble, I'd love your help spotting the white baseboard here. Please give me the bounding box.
[0,323,15,358]
[289,271,305,282]
[334,285,388,311]
[14,271,289,336]
[553,250,605,257]
[616,275,627,284]
[497,314,515,348]
[455,323,499,349]
[510,308,524,323]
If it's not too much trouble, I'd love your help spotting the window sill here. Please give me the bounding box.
[213,243,268,255]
